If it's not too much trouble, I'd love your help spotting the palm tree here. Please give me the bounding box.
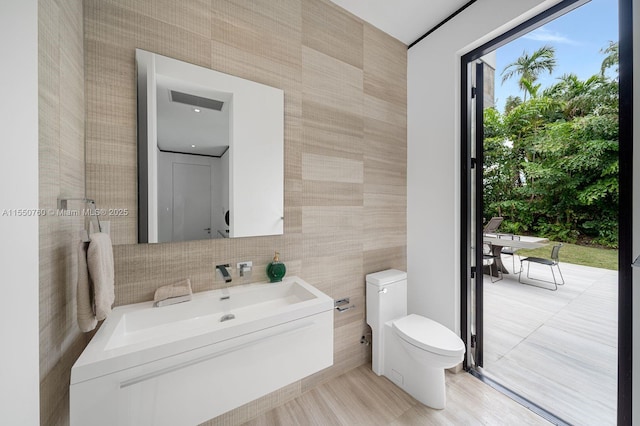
[600,41,618,77]
[545,73,607,118]
[520,78,542,99]
[501,45,557,101]
[504,95,522,114]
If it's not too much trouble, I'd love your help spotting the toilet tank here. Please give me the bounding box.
[366,269,408,332]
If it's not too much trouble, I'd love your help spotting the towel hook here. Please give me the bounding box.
[57,197,102,234]
[87,200,103,233]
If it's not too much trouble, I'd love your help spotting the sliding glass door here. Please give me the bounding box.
[461,0,632,424]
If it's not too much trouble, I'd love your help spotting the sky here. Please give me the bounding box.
[493,0,618,112]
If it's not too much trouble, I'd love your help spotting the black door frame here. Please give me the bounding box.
[473,62,486,369]
[460,0,633,424]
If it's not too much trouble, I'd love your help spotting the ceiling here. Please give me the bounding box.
[156,74,230,157]
[328,0,471,45]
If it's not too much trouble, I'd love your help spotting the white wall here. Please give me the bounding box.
[0,1,40,424]
[407,0,562,333]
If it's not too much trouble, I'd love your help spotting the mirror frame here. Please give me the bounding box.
[136,49,284,243]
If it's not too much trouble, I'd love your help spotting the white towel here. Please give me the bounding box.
[77,240,98,332]
[154,279,193,302]
[87,232,115,321]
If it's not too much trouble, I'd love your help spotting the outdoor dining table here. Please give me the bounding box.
[483,235,549,275]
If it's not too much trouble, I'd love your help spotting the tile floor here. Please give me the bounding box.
[243,364,550,425]
[483,259,618,425]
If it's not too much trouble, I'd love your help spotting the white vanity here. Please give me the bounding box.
[70,277,333,425]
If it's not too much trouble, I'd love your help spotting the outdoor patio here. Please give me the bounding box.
[482,258,618,426]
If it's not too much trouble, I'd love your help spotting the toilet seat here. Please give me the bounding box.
[392,314,465,357]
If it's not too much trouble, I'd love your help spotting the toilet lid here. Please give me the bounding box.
[392,314,465,357]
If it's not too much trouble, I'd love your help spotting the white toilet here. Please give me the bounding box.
[366,269,465,409]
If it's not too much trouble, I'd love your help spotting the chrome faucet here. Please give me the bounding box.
[216,264,232,283]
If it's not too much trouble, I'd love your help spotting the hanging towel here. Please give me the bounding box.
[154,279,193,303]
[87,232,115,321]
[77,240,98,332]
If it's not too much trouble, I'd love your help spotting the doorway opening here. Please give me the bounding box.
[460,0,631,424]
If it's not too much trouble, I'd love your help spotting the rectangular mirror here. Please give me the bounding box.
[136,49,284,243]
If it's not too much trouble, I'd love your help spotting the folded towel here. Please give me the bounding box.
[87,232,115,321]
[77,240,98,332]
[154,294,193,307]
[154,279,193,302]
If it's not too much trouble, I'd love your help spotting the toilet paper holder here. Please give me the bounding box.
[334,298,355,312]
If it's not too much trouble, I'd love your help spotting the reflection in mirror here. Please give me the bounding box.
[136,49,284,243]
[157,77,231,242]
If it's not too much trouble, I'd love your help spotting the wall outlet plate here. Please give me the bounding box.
[237,261,253,269]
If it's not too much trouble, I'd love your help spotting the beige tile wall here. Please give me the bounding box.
[39,0,88,425]
[84,0,406,424]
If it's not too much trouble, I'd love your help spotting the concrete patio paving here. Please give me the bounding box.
[481,258,618,426]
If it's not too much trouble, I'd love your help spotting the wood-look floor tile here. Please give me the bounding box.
[244,388,342,426]
[247,365,551,426]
